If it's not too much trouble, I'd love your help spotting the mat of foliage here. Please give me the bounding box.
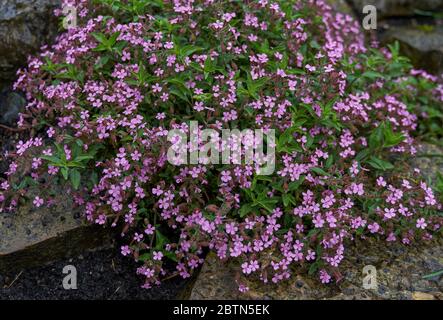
[0,0,442,291]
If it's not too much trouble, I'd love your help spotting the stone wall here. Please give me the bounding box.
[347,0,443,73]
[0,0,61,83]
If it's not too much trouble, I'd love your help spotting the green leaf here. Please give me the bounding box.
[90,171,99,186]
[362,71,384,80]
[91,32,107,44]
[311,167,331,177]
[40,155,64,165]
[366,156,394,171]
[13,176,38,190]
[282,194,296,207]
[308,261,319,276]
[70,169,81,190]
[368,125,384,150]
[155,230,169,250]
[422,269,443,280]
[255,198,278,213]
[170,88,189,102]
[61,167,69,180]
[356,149,371,162]
[239,203,253,217]
[255,175,273,182]
[435,172,443,194]
[288,176,305,191]
[325,154,334,169]
[179,45,203,58]
[246,74,269,99]
[382,122,404,148]
[138,253,151,262]
[163,251,178,262]
[73,155,94,162]
[107,32,120,47]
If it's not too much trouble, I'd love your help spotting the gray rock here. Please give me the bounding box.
[348,0,443,19]
[0,87,26,126]
[326,0,355,16]
[0,150,113,272]
[0,0,61,82]
[189,238,443,300]
[380,26,443,74]
[410,144,443,184]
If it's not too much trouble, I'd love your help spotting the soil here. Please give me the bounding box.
[0,247,193,300]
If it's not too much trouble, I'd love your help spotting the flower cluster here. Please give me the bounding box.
[1,0,442,290]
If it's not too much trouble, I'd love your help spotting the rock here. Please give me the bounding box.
[0,182,113,272]
[326,0,355,16]
[379,26,443,74]
[0,86,26,126]
[410,144,443,184]
[348,0,443,19]
[412,291,437,300]
[189,238,443,300]
[0,0,61,82]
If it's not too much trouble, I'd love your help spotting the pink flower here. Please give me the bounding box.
[210,20,224,30]
[153,251,163,261]
[345,183,364,196]
[384,208,396,219]
[121,245,131,256]
[238,284,249,293]
[221,171,232,183]
[47,127,55,138]
[321,194,335,208]
[144,224,155,235]
[319,270,331,284]
[95,214,106,225]
[33,196,44,208]
[131,150,141,161]
[135,185,146,199]
[160,93,169,102]
[368,222,380,234]
[1,181,9,190]
[249,260,259,272]
[248,34,258,42]
[152,186,163,196]
[416,218,427,230]
[313,214,325,228]
[134,232,144,242]
[152,83,162,93]
[225,222,238,235]
[387,232,397,242]
[194,101,204,112]
[164,41,174,49]
[306,250,316,261]
[241,261,259,275]
[305,64,316,72]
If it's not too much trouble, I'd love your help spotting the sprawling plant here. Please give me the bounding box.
[1,0,442,290]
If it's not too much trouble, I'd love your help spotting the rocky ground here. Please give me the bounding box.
[189,239,443,300]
